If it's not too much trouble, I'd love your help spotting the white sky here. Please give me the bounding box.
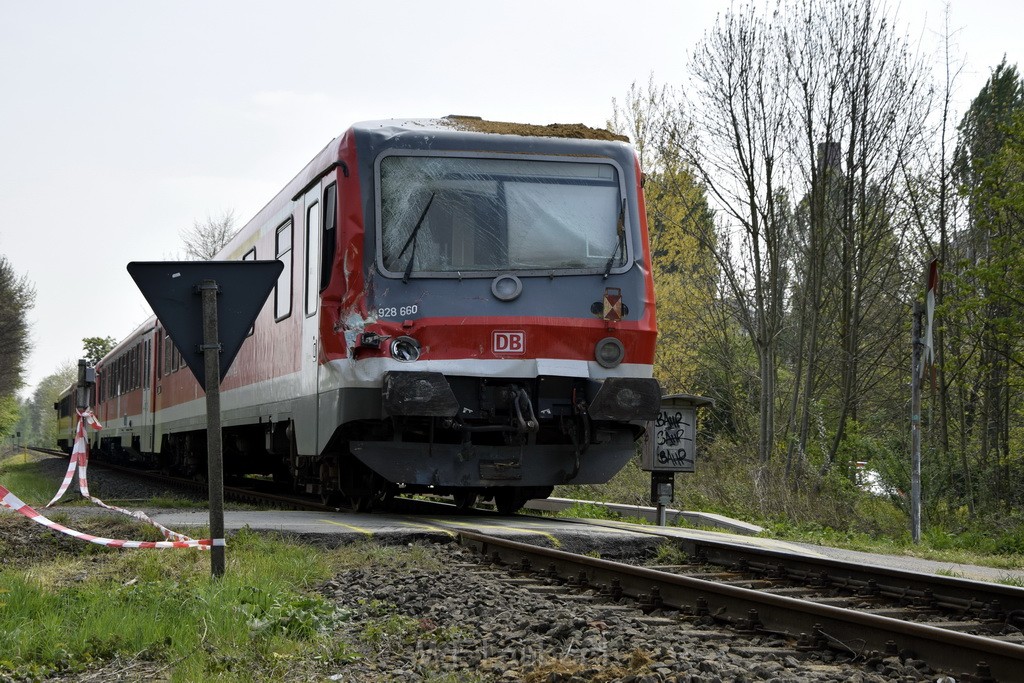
[2,0,1021,396]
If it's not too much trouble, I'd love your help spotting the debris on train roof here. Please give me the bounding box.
[442,115,629,143]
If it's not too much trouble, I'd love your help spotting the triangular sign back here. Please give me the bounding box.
[127,261,284,391]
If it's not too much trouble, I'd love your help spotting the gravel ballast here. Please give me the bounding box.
[317,543,940,682]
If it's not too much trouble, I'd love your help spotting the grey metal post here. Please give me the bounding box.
[911,301,922,544]
[200,279,226,577]
[651,471,673,527]
[76,359,88,411]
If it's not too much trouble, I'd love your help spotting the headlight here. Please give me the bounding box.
[390,336,421,362]
[595,337,625,368]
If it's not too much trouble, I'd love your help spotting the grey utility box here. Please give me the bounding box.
[642,393,714,473]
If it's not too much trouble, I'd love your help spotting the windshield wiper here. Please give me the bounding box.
[397,192,436,283]
[604,198,626,279]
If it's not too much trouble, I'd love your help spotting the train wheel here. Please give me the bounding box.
[374,486,397,512]
[349,495,372,513]
[494,489,525,515]
[453,491,478,511]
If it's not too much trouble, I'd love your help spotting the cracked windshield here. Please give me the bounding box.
[380,155,625,276]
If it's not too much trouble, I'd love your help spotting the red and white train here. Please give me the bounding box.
[68,117,660,512]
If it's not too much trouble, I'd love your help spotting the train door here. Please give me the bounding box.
[152,326,165,454]
[139,336,154,453]
[300,185,322,449]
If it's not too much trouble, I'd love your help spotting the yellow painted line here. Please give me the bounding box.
[427,518,562,548]
[396,520,458,538]
[319,519,374,537]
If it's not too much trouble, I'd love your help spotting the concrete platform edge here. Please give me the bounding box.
[524,497,764,535]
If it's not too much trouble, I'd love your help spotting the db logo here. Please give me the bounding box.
[492,331,525,354]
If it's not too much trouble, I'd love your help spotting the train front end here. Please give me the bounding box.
[321,118,659,511]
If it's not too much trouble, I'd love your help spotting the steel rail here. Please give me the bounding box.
[457,529,1024,682]
[549,516,1024,618]
[26,446,342,512]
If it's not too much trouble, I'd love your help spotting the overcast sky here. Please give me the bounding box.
[2,0,1021,396]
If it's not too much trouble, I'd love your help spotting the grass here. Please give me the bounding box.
[0,524,446,681]
[756,520,1024,575]
[0,455,67,507]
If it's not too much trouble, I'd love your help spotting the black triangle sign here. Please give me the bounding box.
[127,261,284,391]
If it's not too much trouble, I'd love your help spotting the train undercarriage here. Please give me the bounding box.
[90,373,658,514]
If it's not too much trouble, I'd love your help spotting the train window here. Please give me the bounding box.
[320,183,336,291]
[378,155,627,277]
[163,335,171,376]
[154,332,162,382]
[305,200,319,316]
[275,220,293,321]
[243,248,256,336]
[143,339,150,389]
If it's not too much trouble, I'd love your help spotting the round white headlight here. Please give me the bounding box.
[390,336,421,362]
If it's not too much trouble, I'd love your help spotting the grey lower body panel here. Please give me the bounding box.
[349,432,636,488]
[316,387,383,453]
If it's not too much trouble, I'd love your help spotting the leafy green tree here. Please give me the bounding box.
[82,335,117,365]
[23,362,76,447]
[0,255,34,400]
[610,78,719,395]
[946,64,1024,514]
[0,394,19,439]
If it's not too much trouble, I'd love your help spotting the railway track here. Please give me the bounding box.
[456,529,1024,682]
[18,446,1024,678]
[25,446,476,515]
[26,446,345,511]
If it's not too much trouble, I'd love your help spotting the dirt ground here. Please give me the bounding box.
[444,115,629,142]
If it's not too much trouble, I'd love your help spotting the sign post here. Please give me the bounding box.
[128,261,283,577]
[642,394,714,525]
[911,302,923,544]
[199,279,226,576]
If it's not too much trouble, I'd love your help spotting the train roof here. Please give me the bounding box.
[353,116,629,142]
[96,318,158,367]
[219,116,635,261]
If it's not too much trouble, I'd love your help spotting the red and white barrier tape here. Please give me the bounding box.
[0,408,221,550]
[46,408,102,506]
[1,482,214,548]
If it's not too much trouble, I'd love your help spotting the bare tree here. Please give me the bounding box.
[685,0,932,480]
[180,209,239,260]
[687,3,794,465]
[901,3,970,510]
[818,0,931,470]
[773,0,932,477]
